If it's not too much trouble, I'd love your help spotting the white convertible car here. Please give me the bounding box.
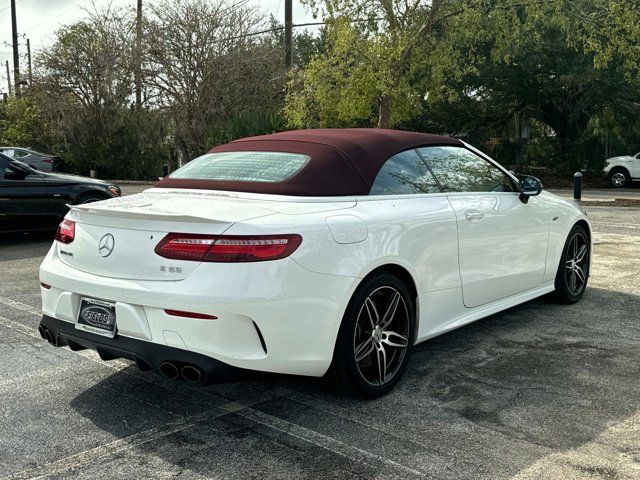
[39,129,591,397]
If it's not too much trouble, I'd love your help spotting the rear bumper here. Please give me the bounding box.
[40,245,359,377]
[39,315,244,384]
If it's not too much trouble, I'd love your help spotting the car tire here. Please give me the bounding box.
[554,224,590,304]
[609,168,630,188]
[329,273,415,398]
[74,193,106,205]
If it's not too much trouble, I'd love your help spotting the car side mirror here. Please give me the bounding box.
[518,175,543,203]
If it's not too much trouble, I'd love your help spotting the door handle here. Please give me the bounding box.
[464,210,485,221]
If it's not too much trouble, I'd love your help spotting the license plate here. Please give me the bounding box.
[76,298,117,338]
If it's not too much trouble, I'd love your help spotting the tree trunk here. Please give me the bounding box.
[175,136,190,168]
[377,93,392,129]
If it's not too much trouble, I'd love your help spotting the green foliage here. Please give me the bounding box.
[0,97,42,147]
[3,0,638,178]
[287,0,640,171]
[208,109,288,146]
[285,23,418,128]
[0,1,322,179]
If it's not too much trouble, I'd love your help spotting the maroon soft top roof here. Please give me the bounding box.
[156,129,462,196]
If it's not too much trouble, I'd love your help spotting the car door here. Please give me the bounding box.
[363,149,461,335]
[0,155,54,232]
[418,145,549,308]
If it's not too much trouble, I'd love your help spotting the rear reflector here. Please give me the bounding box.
[164,309,217,320]
[40,282,51,290]
[54,219,75,244]
[155,234,302,262]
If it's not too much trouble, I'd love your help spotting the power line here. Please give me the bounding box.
[20,0,85,33]
[0,0,25,14]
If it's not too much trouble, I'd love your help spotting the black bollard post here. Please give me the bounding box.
[573,172,582,201]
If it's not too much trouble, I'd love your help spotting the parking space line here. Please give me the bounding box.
[0,297,41,316]
[591,222,640,229]
[0,315,42,339]
[237,408,426,478]
[0,313,131,373]
[1,400,266,480]
[0,303,425,477]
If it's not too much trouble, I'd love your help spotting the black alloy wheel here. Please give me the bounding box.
[555,224,590,304]
[330,273,415,398]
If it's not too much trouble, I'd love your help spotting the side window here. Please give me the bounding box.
[3,149,15,157]
[418,146,517,193]
[13,150,28,158]
[0,156,11,177]
[370,149,441,195]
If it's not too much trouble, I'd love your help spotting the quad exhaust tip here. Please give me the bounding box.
[181,365,203,384]
[38,329,205,384]
[40,326,58,346]
[159,361,180,380]
[159,362,204,384]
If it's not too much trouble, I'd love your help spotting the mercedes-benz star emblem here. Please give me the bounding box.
[98,233,115,258]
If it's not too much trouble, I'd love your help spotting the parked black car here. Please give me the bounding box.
[0,147,65,172]
[0,153,121,233]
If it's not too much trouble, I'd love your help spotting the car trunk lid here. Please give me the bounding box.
[58,191,278,281]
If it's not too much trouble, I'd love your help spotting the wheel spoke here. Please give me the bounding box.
[576,244,588,263]
[355,337,375,362]
[382,331,408,348]
[375,343,387,385]
[575,265,586,284]
[379,292,400,329]
[364,297,379,329]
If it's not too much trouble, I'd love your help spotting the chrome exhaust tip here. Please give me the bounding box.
[159,361,179,380]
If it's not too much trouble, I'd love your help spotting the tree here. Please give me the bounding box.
[286,0,640,171]
[144,0,285,162]
[286,0,511,129]
[418,0,640,168]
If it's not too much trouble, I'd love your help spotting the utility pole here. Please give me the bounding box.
[5,60,12,96]
[27,38,32,85]
[10,0,21,97]
[135,0,142,109]
[284,0,293,68]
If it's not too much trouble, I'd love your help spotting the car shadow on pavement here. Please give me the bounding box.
[67,286,640,479]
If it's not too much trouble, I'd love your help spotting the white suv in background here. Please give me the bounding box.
[603,152,639,187]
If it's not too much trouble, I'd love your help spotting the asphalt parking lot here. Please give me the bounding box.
[0,197,639,479]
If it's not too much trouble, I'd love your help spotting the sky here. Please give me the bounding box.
[0,0,316,95]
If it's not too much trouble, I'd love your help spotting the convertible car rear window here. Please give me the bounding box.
[169,151,310,183]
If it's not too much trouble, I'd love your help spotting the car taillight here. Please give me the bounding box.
[42,158,53,164]
[155,234,302,262]
[54,219,75,244]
